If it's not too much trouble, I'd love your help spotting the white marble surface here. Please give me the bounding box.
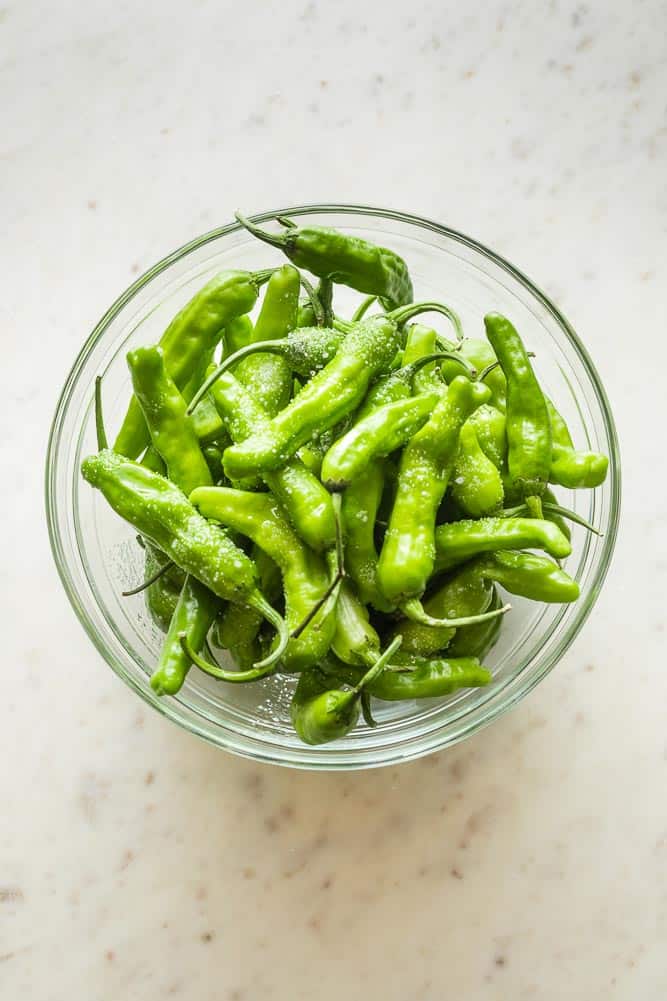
[2,1,666,997]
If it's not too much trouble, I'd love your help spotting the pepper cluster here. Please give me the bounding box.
[82,214,608,745]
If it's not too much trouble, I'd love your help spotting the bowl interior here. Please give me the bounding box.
[46,206,620,768]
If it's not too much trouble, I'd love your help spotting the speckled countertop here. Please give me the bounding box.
[3,1,666,998]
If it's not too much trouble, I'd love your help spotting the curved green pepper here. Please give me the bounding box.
[320,654,492,701]
[127,346,213,497]
[467,404,507,469]
[339,462,392,613]
[290,636,402,745]
[114,269,270,459]
[81,450,288,673]
[447,587,503,658]
[321,390,440,491]
[377,375,491,615]
[190,487,337,672]
[484,313,551,516]
[546,399,609,489]
[450,421,504,517]
[434,515,571,573]
[237,212,414,310]
[150,576,220,695]
[206,368,336,551]
[233,265,300,416]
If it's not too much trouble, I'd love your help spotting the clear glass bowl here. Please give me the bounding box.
[45,205,620,769]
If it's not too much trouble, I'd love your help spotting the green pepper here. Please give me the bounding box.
[441,337,507,411]
[189,394,226,445]
[447,587,503,658]
[221,314,406,480]
[290,636,402,745]
[206,368,336,551]
[319,654,492,701]
[330,579,384,667]
[233,265,300,416]
[476,550,580,603]
[114,269,270,459]
[223,314,254,356]
[81,449,288,675]
[389,561,495,656]
[339,462,392,613]
[546,399,609,488]
[377,375,492,618]
[143,546,185,632]
[127,346,213,497]
[403,324,443,393]
[484,313,551,517]
[467,404,507,469]
[150,576,220,695]
[434,515,571,572]
[450,421,504,517]
[190,487,337,672]
[237,212,414,310]
[321,389,440,491]
[212,547,282,669]
[391,550,578,658]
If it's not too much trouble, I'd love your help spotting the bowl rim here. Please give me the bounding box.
[45,203,621,769]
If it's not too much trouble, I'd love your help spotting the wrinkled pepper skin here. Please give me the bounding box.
[207,368,336,551]
[546,399,609,489]
[81,451,284,636]
[321,391,439,491]
[467,404,507,470]
[378,377,491,605]
[389,561,494,656]
[237,213,414,310]
[190,487,336,672]
[127,345,212,497]
[114,270,266,459]
[434,515,571,573]
[340,462,392,613]
[150,576,220,695]
[319,655,492,701]
[476,550,580,603]
[223,316,404,480]
[450,421,504,517]
[233,265,300,416]
[484,313,551,513]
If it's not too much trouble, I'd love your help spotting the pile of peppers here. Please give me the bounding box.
[82,213,609,746]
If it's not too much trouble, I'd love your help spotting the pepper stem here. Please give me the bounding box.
[122,558,175,597]
[180,633,275,683]
[401,598,511,629]
[352,295,377,322]
[290,496,345,640]
[387,302,464,344]
[299,274,325,326]
[406,351,477,381]
[186,340,285,414]
[360,690,377,728]
[317,278,334,327]
[235,211,289,250]
[249,593,290,670]
[351,635,403,695]
[501,501,602,536]
[94,375,108,451]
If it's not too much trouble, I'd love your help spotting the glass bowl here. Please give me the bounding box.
[45,205,620,769]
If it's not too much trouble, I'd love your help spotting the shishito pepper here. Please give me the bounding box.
[114,269,272,459]
[236,211,414,310]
